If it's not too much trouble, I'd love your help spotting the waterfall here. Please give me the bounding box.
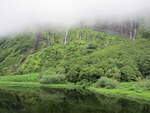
[133,28,137,40]
[64,30,68,44]
[130,32,133,40]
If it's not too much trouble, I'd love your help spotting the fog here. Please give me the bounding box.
[0,0,149,36]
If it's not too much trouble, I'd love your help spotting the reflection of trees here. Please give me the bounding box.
[0,88,149,113]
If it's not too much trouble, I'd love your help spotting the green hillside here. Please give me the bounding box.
[0,28,149,83]
[0,28,149,101]
[0,30,66,75]
[0,28,150,83]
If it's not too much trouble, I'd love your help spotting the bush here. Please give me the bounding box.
[138,56,150,78]
[39,70,66,84]
[138,79,150,90]
[128,79,150,91]
[120,66,141,81]
[76,79,92,88]
[141,31,150,39]
[95,77,119,89]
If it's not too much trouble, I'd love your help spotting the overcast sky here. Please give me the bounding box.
[0,0,149,36]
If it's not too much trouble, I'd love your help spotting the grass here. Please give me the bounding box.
[88,81,150,102]
[0,73,149,102]
[95,77,119,89]
[0,81,78,89]
[0,73,39,82]
[0,73,79,89]
[88,87,150,103]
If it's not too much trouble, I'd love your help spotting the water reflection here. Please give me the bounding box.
[0,86,149,113]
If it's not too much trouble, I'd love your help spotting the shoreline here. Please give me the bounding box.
[0,81,149,102]
[87,87,150,103]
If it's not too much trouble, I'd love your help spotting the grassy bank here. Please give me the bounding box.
[0,73,39,82]
[0,73,149,102]
[0,81,78,89]
[88,80,150,102]
[0,73,78,89]
[88,86,150,102]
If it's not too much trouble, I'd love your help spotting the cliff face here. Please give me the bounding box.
[92,19,138,39]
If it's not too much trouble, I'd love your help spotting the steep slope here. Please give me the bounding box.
[18,29,125,73]
[17,29,150,82]
[0,32,51,75]
[0,28,119,75]
[0,28,150,82]
[0,33,35,75]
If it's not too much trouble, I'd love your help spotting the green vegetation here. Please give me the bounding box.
[0,28,150,101]
[89,80,150,101]
[0,73,77,89]
[1,29,150,83]
[95,77,119,89]
[0,73,38,82]
[0,73,149,101]
[39,70,66,84]
[16,30,150,83]
[0,33,36,75]
[141,30,150,39]
[21,38,150,83]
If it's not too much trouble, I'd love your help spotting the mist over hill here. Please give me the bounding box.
[0,0,150,36]
[0,0,150,83]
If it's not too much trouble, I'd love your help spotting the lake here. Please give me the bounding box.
[0,86,149,113]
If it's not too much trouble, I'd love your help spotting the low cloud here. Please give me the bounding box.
[0,0,149,36]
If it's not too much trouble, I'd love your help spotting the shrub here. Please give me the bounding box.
[128,79,150,91]
[105,67,121,81]
[138,56,150,78]
[120,66,141,81]
[76,79,92,88]
[39,70,66,84]
[95,77,119,89]
[141,31,150,39]
[138,79,150,90]
[65,64,81,82]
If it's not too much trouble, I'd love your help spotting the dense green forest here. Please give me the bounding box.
[0,1,150,113]
[0,28,149,81]
[0,28,150,100]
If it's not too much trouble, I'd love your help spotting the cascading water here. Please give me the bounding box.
[64,30,68,44]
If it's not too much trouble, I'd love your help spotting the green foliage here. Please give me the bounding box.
[0,33,36,75]
[120,66,141,81]
[39,70,66,84]
[90,80,150,100]
[0,31,63,75]
[76,79,92,87]
[138,55,150,78]
[0,28,150,83]
[18,30,150,82]
[0,73,38,82]
[95,77,119,89]
[141,30,150,39]
[63,39,150,82]
[136,79,150,91]
[118,79,150,92]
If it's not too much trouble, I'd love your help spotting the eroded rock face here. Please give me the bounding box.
[92,19,139,39]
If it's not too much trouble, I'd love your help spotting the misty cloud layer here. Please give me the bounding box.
[0,0,149,36]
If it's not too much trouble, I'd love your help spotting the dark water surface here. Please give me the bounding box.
[0,86,149,113]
